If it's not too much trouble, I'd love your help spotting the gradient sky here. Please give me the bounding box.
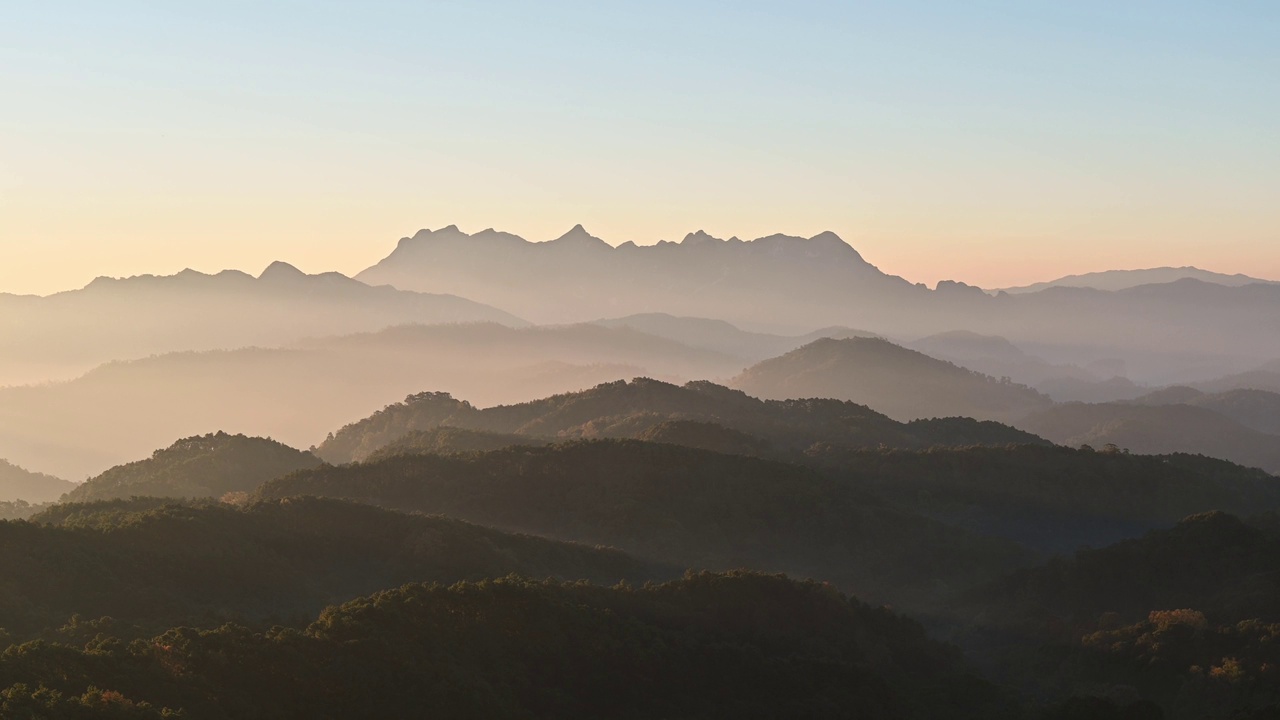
[2,1,1277,295]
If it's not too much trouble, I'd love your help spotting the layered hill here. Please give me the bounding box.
[0,323,740,479]
[730,337,1052,423]
[0,572,1014,720]
[261,440,1032,608]
[593,312,879,363]
[65,432,321,502]
[1134,387,1280,435]
[0,459,74,503]
[0,497,663,640]
[356,225,1280,384]
[0,263,524,387]
[1019,402,1280,474]
[832,446,1280,556]
[998,266,1279,294]
[313,376,1046,465]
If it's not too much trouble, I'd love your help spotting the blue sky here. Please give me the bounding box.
[2,1,1277,293]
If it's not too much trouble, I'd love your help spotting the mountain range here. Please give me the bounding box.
[356,225,1280,384]
[0,262,523,387]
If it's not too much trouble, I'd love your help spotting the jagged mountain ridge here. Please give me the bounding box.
[356,225,1280,383]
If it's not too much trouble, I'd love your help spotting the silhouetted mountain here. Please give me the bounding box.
[1134,387,1280,435]
[358,225,912,333]
[0,572,1014,719]
[1192,359,1280,395]
[594,313,878,363]
[998,267,1278,294]
[64,432,320,502]
[0,497,663,640]
[906,331,1143,402]
[355,226,1280,384]
[314,376,1046,465]
[730,337,1052,423]
[0,459,74,503]
[1019,402,1280,474]
[0,264,525,387]
[260,440,1033,609]
[954,512,1280,633]
[831,445,1280,556]
[0,324,740,479]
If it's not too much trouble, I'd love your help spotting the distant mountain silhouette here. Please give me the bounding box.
[64,432,320,502]
[1134,387,1280,435]
[314,376,1045,465]
[593,313,878,363]
[998,266,1278,294]
[729,337,1052,423]
[1190,359,1280,394]
[906,331,1143,402]
[356,226,1280,384]
[0,458,74,503]
[0,323,739,479]
[1019,402,1280,474]
[0,263,524,387]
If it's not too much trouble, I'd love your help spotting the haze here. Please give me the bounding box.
[3,1,1278,296]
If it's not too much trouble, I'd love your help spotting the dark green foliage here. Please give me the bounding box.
[366,426,550,462]
[65,432,321,502]
[0,497,665,640]
[0,573,1016,719]
[260,439,1032,609]
[827,445,1280,555]
[315,377,1047,464]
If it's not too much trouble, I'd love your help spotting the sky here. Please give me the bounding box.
[2,1,1277,295]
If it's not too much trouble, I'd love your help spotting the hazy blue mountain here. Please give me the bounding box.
[0,323,740,479]
[0,262,525,387]
[998,266,1278,294]
[0,458,74,503]
[1191,359,1280,395]
[730,337,1052,423]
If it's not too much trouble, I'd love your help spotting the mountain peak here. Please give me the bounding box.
[681,230,724,246]
[259,261,307,281]
[550,224,610,249]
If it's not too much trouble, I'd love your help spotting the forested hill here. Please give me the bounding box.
[951,511,1280,635]
[0,572,1016,719]
[260,439,1032,609]
[0,459,74,503]
[730,337,1053,423]
[315,377,1046,464]
[65,432,321,502]
[831,445,1280,556]
[1,497,664,640]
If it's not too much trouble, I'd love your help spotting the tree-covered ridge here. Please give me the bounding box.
[1020,402,1280,475]
[0,573,1016,720]
[950,512,1280,640]
[315,377,1047,464]
[260,439,1032,609]
[826,445,1280,555]
[0,497,665,641]
[730,337,1053,423]
[0,459,74,504]
[65,432,321,502]
[366,425,551,462]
